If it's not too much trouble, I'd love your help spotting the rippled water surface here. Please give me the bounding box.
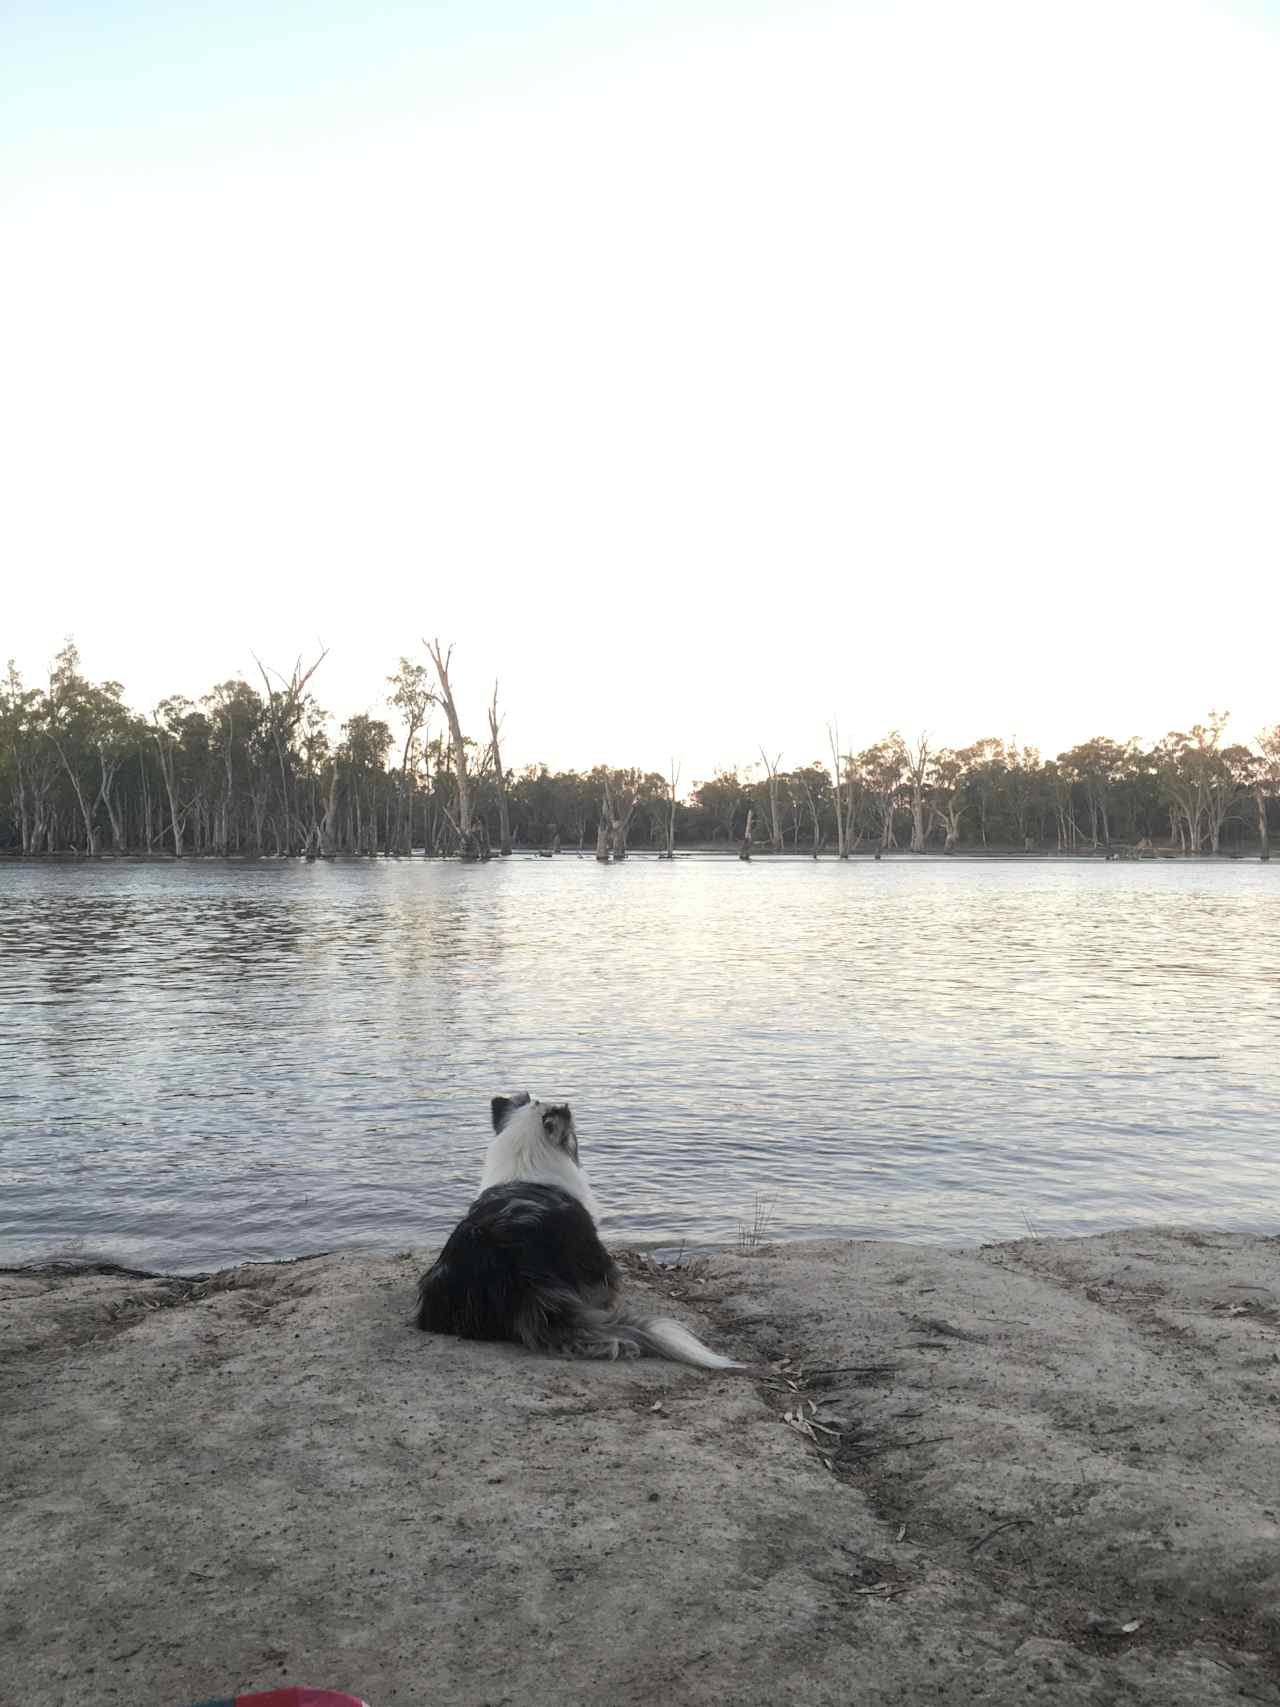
[1,857,1277,1270]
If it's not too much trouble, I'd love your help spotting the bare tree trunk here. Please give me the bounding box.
[880,797,898,849]
[138,757,157,853]
[152,728,184,857]
[425,639,483,860]
[14,772,31,853]
[662,759,680,859]
[739,807,753,861]
[1257,784,1270,861]
[841,768,861,853]
[488,682,512,856]
[319,767,338,855]
[827,723,847,859]
[394,739,414,853]
[758,748,784,853]
[13,762,31,854]
[797,779,822,858]
[49,735,96,854]
[899,734,931,853]
[602,772,638,859]
[216,712,234,857]
[96,753,125,849]
[254,649,327,855]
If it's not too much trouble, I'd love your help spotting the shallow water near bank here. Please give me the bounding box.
[1,856,1276,1270]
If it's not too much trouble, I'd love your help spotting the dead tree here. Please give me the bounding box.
[488,681,512,856]
[388,659,432,854]
[758,749,784,853]
[739,807,753,861]
[1254,726,1280,862]
[900,733,932,852]
[827,720,848,859]
[601,769,640,859]
[425,639,482,860]
[319,764,339,856]
[151,709,187,858]
[661,759,681,858]
[839,755,863,852]
[253,647,328,854]
[795,772,823,858]
[596,778,611,862]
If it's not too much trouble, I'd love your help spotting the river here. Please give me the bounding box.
[1,856,1276,1271]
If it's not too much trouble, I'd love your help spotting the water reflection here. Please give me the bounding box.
[0,857,1276,1271]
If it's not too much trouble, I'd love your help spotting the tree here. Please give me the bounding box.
[661,760,681,858]
[487,682,513,856]
[387,658,433,855]
[1058,737,1129,848]
[44,642,130,855]
[690,771,747,843]
[152,697,193,856]
[594,767,642,859]
[1154,713,1240,854]
[1,660,53,854]
[758,749,784,854]
[254,648,328,855]
[897,732,932,853]
[958,738,1006,849]
[790,763,831,857]
[1002,742,1045,850]
[1251,726,1280,861]
[340,714,393,854]
[6,642,1280,860]
[837,752,865,852]
[425,639,484,860]
[929,749,968,851]
[857,738,905,850]
[205,680,266,857]
[828,722,849,859]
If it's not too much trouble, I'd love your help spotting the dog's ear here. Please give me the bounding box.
[540,1103,578,1160]
[490,1092,531,1133]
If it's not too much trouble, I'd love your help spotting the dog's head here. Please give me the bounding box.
[490,1093,579,1163]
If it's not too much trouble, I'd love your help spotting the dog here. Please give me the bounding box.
[414,1093,745,1369]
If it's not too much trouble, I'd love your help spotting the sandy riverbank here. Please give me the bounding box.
[3,1227,1278,1706]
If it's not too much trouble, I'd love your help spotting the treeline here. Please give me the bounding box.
[3,643,1279,860]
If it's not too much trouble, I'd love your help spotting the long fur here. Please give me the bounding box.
[415,1095,745,1371]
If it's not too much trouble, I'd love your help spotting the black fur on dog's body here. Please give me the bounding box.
[414,1095,746,1368]
[415,1181,620,1351]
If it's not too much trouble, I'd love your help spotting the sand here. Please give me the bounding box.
[3,1226,1278,1707]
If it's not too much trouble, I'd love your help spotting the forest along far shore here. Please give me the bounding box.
[4,641,1279,863]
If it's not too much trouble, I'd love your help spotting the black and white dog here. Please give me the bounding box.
[414,1094,744,1369]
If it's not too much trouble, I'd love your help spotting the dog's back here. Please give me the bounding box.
[416,1180,618,1344]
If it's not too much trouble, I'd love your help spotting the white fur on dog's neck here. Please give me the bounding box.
[479,1099,603,1223]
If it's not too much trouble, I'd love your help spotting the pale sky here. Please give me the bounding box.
[3,0,1278,785]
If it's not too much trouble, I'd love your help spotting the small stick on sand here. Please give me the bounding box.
[968,1518,1033,1555]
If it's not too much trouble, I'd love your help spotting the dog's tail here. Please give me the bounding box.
[524,1288,749,1371]
[609,1312,749,1371]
